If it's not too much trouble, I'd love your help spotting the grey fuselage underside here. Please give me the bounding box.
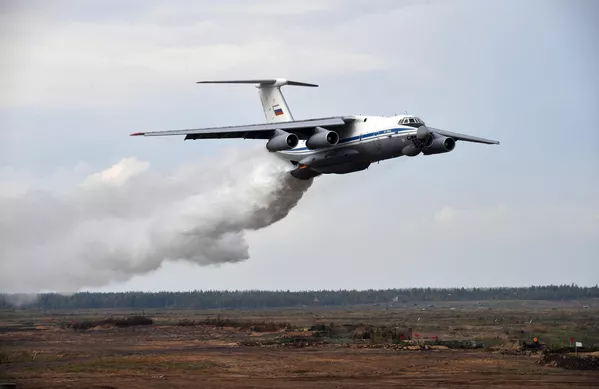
[276,124,422,177]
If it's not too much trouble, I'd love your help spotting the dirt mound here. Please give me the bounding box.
[539,353,599,370]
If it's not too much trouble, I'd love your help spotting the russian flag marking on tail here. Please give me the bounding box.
[273,104,284,116]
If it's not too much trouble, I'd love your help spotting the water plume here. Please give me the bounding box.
[0,148,312,294]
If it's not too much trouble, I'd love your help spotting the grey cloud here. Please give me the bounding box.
[3,1,447,109]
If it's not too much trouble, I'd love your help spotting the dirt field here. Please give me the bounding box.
[1,301,598,388]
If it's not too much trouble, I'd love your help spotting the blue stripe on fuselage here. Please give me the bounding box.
[288,127,413,152]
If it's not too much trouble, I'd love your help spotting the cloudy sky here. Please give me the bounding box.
[1,0,598,293]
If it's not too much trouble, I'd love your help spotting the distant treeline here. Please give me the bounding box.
[1,285,598,310]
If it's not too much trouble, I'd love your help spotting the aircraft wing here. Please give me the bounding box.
[430,127,500,145]
[131,116,355,140]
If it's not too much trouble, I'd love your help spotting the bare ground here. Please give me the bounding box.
[2,302,599,388]
[1,324,598,388]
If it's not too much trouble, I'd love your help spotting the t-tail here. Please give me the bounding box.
[196,78,318,123]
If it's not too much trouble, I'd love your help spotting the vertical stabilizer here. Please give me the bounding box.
[196,78,318,123]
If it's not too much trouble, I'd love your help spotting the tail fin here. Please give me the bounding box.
[196,78,318,123]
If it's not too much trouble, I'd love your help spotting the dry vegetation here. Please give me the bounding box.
[176,315,290,332]
[63,315,153,331]
[1,300,598,388]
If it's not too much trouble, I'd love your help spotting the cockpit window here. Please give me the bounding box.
[398,116,424,125]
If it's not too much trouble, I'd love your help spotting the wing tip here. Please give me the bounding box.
[130,132,145,136]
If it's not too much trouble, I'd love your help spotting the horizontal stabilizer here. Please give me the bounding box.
[285,80,319,87]
[196,78,318,87]
[196,78,318,122]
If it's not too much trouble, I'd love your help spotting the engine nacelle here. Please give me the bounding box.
[422,135,456,155]
[306,127,339,149]
[266,130,299,151]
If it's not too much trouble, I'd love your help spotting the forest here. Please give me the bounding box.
[1,285,597,310]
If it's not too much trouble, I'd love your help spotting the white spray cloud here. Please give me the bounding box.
[0,148,312,293]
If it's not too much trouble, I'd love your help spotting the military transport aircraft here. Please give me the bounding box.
[131,79,499,179]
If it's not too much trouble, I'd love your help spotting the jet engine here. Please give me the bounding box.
[422,135,456,155]
[266,129,299,151]
[306,127,339,149]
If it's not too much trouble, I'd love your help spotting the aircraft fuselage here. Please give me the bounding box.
[275,115,433,179]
